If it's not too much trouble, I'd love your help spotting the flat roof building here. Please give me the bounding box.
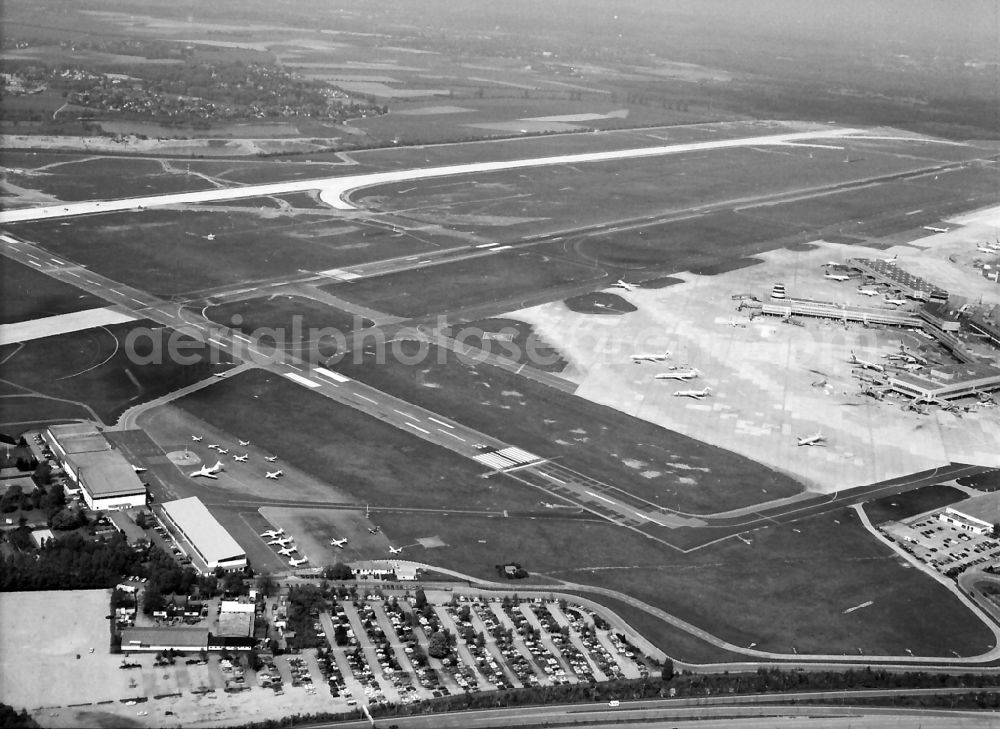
[218,601,255,638]
[45,423,147,511]
[887,362,1000,402]
[121,627,209,652]
[160,497,247,573]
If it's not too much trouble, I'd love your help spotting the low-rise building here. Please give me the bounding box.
[44,423,146,511]
[159,497,247,573]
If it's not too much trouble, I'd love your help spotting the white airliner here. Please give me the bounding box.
[655,369,699,381]
[899,362,923,372]
[824,272,850,281]
[213,372,228,378]
[330,538,347,548]
[849,351,885,372]
[278,546,298,556]
[289,555,309,567]
[131,465,147,473]
[389,546,403,555]
[238,440,250,447]
[884,296,907,306]
[857,287,879,297]
[268,536,293,546]
[207,444,219,450]
[190,461,225,479]
[191,435,203,442]
[260,529,284,538]
[632,351,670,363]
[264,456,278,463]
[233,454,248,463]
[977,245,999,254]
[923,225,949,234]
[897,345,927,365]
[612,280,637,291]
[265,470,283,479]
[216,448,229,455]
[880,254,898,263]
[673,387,711,399]
[797,432,826,446]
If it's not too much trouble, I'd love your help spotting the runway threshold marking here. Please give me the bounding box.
[315,367,351,383]
[405,422,430,434]
[428,417,453,429]
[283,372,320,388]
[586,490,616,505]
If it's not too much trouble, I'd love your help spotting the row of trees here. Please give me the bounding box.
[0,532,143,591]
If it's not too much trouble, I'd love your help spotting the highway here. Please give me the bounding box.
[309,690,1000,729]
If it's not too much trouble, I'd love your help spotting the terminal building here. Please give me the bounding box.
[160,497,247,574]
[846,258,949,303]
[44,423,147,511]
[886,362,1000,402]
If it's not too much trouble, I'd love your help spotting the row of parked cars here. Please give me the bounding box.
[472,601,540,688]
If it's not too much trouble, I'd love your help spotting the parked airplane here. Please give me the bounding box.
[368,526,381,535]
[264,456,278,463]
[233,454,248,463]
[857,287,880,296]
[797,432,826,446]
[884,296,907,306]
[268,537,293,546]
[389,546,403,555]
[190,461,225,479]
[632,351,670,363]
[289,555,308,567]
[216,448,229,455]
[849,351,885,372]
[260,529,284,538]
[923,225,949,233]
[131,465,147,473]
[899,362,923,372]
[673,387,711,399]
[824,272,850,281]
[265,470,283,479]
[977,245,997,254]
[612,279,637,291]
[330,538,347,548]
[896,344,927,365]
[190,435,203,442]
[880,254,898,263]
[238,440,250,447]
[207,444,219,450]
[655,369,699,381]
[213,372,228,378]
[278,546,297,556]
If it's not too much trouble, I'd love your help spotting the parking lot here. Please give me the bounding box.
[883,512,1000,574]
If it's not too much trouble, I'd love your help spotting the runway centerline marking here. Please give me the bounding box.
[439,430,465,441]
[355,393,378,405]
[428,417,453,429]
[586,490,616,505]
[405,422,430,434]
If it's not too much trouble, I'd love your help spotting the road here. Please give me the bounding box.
[0,127,862,224]
[316,690,1000,728]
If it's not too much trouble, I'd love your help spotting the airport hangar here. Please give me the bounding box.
[44,423,147,511]
[159,496,247,574]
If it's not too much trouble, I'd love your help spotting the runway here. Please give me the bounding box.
[0,127,862,224]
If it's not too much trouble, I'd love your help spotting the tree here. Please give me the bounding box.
[661,658,675,682]
[414,588,427,610]
[50,507,85,531]
[134,511,151,529]
[32,461,52,488]
[334,624,349,646]
[325,562,353,580]
[256,571,277,597]
[991,523,1000,539]
[222,571,247,595]
[427,631,450,659]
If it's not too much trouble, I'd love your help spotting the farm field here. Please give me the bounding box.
[330,340,803,513]
[172,369,549,514]
[10,207,441,296]
[0,320,224,424]
[0,257,103,323]
[327,250,605,319]
[366,505,993,658]
[862,484,970,525]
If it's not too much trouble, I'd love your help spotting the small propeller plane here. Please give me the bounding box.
[330,538,347,548]
[289,555,309,567]
[265,470,283,480]
[389,546,403,555]
[233,454,248,463]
